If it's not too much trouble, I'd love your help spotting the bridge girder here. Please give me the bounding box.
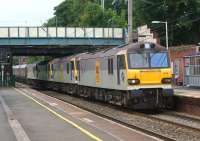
[4,45,114,56]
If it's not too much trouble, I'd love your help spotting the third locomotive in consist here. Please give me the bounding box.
[14,42,174,109]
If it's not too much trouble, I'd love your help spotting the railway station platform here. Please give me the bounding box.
[174,87,200,117]
[175,87,200,98]
[0,87,160,141]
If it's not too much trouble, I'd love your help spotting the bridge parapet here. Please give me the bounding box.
[0,27,125,46]
[0,27,124,39]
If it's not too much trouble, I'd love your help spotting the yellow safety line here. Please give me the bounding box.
[14,88,103,141]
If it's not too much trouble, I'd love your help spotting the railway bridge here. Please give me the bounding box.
[0,27,125,56]
[0,26,125,86]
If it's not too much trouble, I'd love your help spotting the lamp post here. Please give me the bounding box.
[128,0,133,44]
[55,16,58,27]
[152,21,169,50]
[101,0,105,10]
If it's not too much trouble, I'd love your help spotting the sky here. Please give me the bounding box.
[0,0,64,26]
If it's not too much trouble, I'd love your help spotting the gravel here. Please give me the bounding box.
[150,112,200,131]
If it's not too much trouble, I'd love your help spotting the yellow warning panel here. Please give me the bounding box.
[49,63,52,79]
[60,64,64,81]
[96,60,100,85]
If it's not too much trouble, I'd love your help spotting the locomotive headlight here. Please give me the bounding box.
[162,78,172,84]
[128,79,140,85]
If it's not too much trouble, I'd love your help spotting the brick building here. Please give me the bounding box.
[169,45,198,85]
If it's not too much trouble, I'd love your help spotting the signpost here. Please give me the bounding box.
[0,47,14,87]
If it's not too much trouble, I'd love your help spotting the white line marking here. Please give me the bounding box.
[0,96,31,141]
[69,112,84,115]
[81,118,94,123]
[49,102,58,107]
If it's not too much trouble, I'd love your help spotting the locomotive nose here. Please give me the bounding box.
[139,70,161,84]
[127,69,172,85]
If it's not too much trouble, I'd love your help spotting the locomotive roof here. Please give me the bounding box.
[75,42,167,60]
[48,42,167,63]
[49,54,78,64]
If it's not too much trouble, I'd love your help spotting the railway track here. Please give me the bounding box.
[164,111,200,123]
[151,111,200,130]
[148,112,200,133]
[16,84,200,141]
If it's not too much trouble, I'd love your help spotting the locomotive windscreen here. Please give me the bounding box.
[128,52,169,69]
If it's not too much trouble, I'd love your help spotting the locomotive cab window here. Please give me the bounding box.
[47,64,50,71]
[117,55,126,85]
[117,55,126,69]
[51,64,54,79]
[150,52,169,68]
[70,61,74,71]
[108,58,113,74]
[51,64,54,72]
[66,63,70,74]
[76,61,80,71]
[128,52,169,69]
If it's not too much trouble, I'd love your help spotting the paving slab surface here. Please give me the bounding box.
[0,95,17,141]
[175,87,200,98]
[0,87,160,141]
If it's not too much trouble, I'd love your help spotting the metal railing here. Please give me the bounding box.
[0,27,124,39]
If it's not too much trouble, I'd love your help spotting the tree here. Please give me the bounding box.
[45,0,200,46]
[135,0,200,45]
[80,2,126,27]
[45,0,126,28]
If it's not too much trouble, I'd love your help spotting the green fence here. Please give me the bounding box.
[0,74,15,87]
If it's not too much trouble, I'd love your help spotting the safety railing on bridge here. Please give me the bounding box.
[0,27,124,39]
